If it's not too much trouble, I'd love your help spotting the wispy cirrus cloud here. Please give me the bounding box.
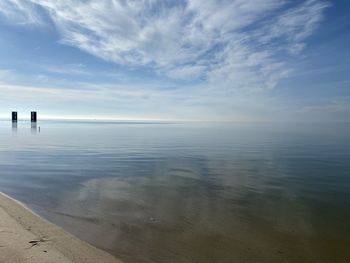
[0,0,331,90]
[0,0,336,121]
[44,63,91,76]
[0,0,43,25]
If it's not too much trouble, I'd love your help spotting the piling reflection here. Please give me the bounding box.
[12,122,17,134]
[31,122,37,134]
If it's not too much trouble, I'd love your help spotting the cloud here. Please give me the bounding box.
[257,0,331,53]
[0,1,330,91]
[0,0,43,25]
[44,63,91,76]
[0,78,276,121]
[166,65,206,80]
[0,69,14,80]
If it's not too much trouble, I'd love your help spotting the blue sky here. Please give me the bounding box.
[0,0,349,121]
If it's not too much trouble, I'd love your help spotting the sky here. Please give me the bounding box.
[0,0,349,121]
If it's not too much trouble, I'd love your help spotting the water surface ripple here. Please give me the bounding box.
[0,121,349,263]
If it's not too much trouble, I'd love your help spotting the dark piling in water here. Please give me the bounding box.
[12,112,17,122]
[31,111,37,122]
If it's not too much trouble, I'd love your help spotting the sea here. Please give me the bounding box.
[0,120,349,263]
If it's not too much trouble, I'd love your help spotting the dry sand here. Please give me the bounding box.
[0,192,123,263]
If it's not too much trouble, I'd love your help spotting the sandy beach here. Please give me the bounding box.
[0,192,122,263]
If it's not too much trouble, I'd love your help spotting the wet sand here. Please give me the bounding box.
[0,192,122,263]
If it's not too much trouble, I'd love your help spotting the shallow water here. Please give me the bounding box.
[0,121,349,263]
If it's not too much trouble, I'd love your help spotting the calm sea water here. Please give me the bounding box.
[0,121,349,263]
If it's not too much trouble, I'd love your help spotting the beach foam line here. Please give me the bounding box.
[0,192,123,263]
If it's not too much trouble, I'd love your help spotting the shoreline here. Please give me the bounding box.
[0,192,123,263]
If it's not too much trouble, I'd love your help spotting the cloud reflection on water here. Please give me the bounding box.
[0,122,349,263]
